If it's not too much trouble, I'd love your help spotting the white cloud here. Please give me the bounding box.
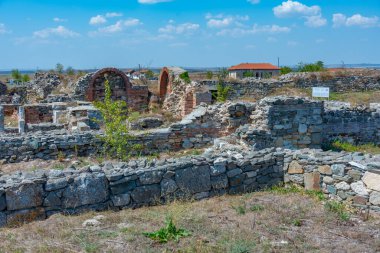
[305,15,327,27]
[138,0,172,4]
[90,19,142,35]
[247,0,260,4]
[33,26,79,38]
[333,13,380,27]
[333,13,379,28]
[159,22,200,34]
[287,40,298,46]
[89,15,107,25]
[273,0,321,18]
[53,17,67,22]
[105,12,123,18]
[206,14,249,28]
[216,24,290,37]
[332,13,347,27]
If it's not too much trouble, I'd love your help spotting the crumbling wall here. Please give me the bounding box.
[1,143,380,227]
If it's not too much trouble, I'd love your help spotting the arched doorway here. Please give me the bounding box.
[86,68,131,102]
[159,67,170,99]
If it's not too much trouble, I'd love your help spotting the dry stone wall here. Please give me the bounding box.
[1,142,380,227]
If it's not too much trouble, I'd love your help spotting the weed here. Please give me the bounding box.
[249,204,264,212]
[143,217,191,243]
[292,218,302,227]
[57,151,65,162]
[305,190,326,201]
[52,164,65,170]
[325,201,350,221]
[233,205,247,215]
[229,240,256,253]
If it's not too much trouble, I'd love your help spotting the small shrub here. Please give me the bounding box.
[297,61,325,72]
[229,240,256,253]
[206,71,213,79]
[292,218,302,227]
[179,72,191,83]
[325,201,350,221]
[331,140,380,154]
[249,204,264,212]
[243,71,254,78]
[233,205,246,215]
[216,82,231,102]
[143,217,191,243]
[305,190,326,201]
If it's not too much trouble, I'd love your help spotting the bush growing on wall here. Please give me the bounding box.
[243,71,254,78]
[179,72,191,83]
[297,61,325,72]
[94,78,141,160]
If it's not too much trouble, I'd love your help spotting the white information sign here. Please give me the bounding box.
[312,87,330,98]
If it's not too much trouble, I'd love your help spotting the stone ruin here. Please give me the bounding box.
[1,67,380,227]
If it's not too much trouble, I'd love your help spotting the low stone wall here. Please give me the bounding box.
[0,102,253,163]
[1,143,379,227]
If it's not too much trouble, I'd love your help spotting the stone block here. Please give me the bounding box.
[161,179,178,195]
[131,185,161,204]
[369,191,380,206]
[45,178,68,191]
[352,195,367,205]
[350,181,369,196]
[211,175,228,189]
[139,171,164,185]
[6,183,44,211]
[110,180,136,195]
[327,185,337,195]
[0,212,6,227]
[323,176,334,184]
[111,193,131,207]
[331,164,345,176]
[318,165,332,175]
[335,182,350,191]
[43,192,61,207]
[304,172,320,190]
[0,194,5,211]
[62,173,109,209]
[176,166,211,194]
[288,161,303,174]
[229,174,246,187]
[227,169,242,178]
[362,172,380,192]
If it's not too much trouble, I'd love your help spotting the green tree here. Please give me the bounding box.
[11,69,22,83]
[280,66,293,75]
[55,63,64,74]
[94,78,140,160]
[206,71,213,79]
[145,70,155,79]
[216,68,231,102]
[22,74,30,83]
[66,66,75,76]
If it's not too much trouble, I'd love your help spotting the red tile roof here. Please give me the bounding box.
[228,63,280,71]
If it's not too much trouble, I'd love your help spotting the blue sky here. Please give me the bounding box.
[0,0,379,70]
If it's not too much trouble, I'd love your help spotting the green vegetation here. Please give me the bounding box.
[216,68,232,102]
[249,204,264,212]
[21,74,30,83]
[143,217,191,243]
[66,66,75,76]
[324,201,350,221]
[243,71,254,78]
[179,71,191,83]
[145,70,155,79]
[280,66,293,75]
[55,63,64,74]
[11,69,22,84]
[297,61,325,72]
[269,184,326,201]
[94,78,141,160]
[206,71,213,79]
[330,140,380,154]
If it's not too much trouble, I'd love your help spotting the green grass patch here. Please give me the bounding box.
[249,204,264,212]
[324,201,351,221]
[143,217,191,243]
[330,140,380,154]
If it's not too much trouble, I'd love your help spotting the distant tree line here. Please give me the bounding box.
[280,61,325,75]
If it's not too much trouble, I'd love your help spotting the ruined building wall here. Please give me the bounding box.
[1,144,380,227]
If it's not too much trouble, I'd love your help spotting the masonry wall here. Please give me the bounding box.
[1,146,379,227]
[0,102,253,163]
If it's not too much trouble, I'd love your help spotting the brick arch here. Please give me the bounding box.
[86,67,132,101]
[159,67,171,99]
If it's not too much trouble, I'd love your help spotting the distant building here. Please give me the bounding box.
[228,63,280,79]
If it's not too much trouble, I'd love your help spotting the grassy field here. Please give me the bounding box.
[0,188,379,253]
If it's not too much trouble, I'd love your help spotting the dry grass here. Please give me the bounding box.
[0,191,379,253]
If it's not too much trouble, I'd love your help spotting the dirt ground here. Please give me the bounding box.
[0,190,379,253]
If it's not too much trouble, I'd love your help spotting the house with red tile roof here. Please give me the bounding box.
[228,63,280,79]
